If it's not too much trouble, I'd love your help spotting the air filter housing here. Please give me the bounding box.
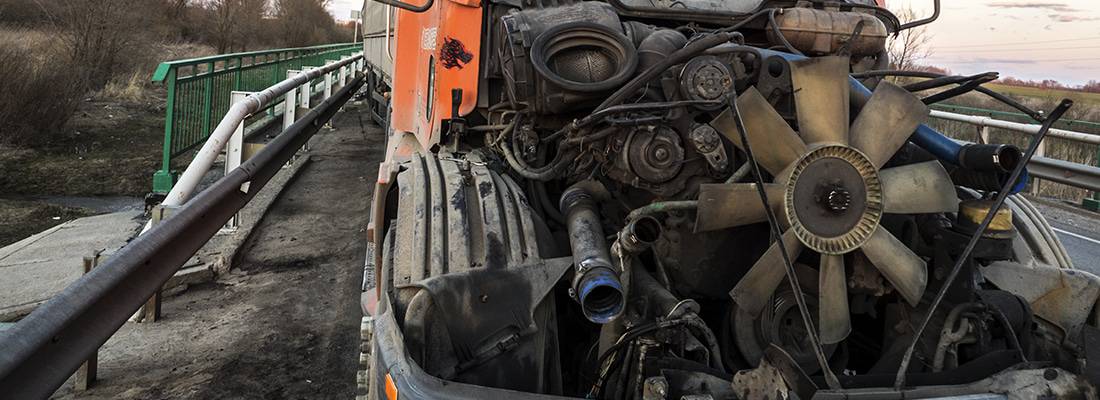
[498,2,638,114]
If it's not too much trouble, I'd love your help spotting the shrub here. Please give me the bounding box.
[0,30,85,147]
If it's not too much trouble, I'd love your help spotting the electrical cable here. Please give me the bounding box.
[893,98,1073,390]
[850,69,1044,121]
[768,8,803,56]
[921,73,998,105]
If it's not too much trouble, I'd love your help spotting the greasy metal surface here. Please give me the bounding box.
[625,125,684,184]
[848,81,930,168]
[729,230,804,316]
[0,76,365,399]
[860,225,928,307]
[731,354,792,400]
[982,261,1100,343]
[710,87,807,175]
[879,161,959,214]
[789,56,850,146]
[815,367,1094,399]
[767,8,888,56]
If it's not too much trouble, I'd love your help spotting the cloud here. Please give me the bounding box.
[987,2,1081,13]
[1050,14,1100,22]
[931,56,1039,65]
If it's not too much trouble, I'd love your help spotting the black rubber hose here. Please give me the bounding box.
[850,69,1044,121]
[595,31,741,112]
[638,29,688,72]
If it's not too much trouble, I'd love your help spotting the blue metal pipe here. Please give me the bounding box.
[764,46,1027,193]
[847,77,964,164]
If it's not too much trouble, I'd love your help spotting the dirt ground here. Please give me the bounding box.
[49,106,384,399]
[0,199,94,247]
[0,93,168,247]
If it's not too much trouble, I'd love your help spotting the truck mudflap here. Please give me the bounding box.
[364,289,573,400]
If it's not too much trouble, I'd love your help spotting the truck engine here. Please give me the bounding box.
[360,1,1100,398]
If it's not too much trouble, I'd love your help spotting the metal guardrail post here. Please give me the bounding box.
[153,68,179,193]
[73,250,103,391]
[284,70,301,132]
[301,67,316,109]
[324,60,335,99]
[224,91,252,230]
[1031,137,1047,195]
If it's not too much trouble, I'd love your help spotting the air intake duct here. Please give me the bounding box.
[498,2,637,114]
[561,182,624,324]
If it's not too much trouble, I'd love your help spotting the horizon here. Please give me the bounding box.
[890,0,1099,86]
[327,0,1099,85]
[326,0,364,22]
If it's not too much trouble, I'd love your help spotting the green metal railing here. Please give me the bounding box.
[931,103,1100,211]
[150,42,362,193]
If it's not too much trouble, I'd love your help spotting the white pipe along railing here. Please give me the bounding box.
[930,109,1100,193]
[930,110,1100,145]
[128,53,363,321]
[164,53,365,208]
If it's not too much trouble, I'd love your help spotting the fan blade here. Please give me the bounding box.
[880,161,959,214]
[730,230,804,316]
[860,226,927,306]
[695,183,785,232]
[711,87,807,175]
[819,254,851,344]
[790,56,851,146]
[849,81,930,168]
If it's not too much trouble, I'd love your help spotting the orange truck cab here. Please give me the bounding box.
[355,0,1100,399]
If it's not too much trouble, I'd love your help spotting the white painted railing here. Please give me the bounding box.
[929,109,1100,193]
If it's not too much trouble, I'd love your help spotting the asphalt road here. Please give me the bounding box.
[1030,200,1100,274]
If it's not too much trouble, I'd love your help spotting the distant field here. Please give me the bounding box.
[984,83,1100,108]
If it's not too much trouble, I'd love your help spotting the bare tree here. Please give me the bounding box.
[887,6,933,71]
[274,0,342,47]
[205,0,268,53]
[35,0,151,88]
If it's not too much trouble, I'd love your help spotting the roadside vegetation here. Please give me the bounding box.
[0,0,357,247]
[885,6,1100,205]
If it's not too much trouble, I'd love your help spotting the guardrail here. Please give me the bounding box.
[929,109,1100,210]
[151,42,363,193]
[0,53,367,398]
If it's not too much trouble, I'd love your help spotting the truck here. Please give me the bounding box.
[357,0,1100,398]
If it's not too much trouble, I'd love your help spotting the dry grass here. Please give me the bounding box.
[0,27,84,147]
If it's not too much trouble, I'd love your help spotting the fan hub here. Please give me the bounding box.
[785,145,883,255]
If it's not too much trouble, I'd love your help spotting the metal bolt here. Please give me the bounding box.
[823,186,852,213]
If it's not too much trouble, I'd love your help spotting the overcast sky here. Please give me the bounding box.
[889,0,1100,85]
[326,1,1099,85]
[326,0,364,21]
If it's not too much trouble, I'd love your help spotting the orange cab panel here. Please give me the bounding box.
[389,0,483,151]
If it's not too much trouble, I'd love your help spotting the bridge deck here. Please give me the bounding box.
[44,103,384,398]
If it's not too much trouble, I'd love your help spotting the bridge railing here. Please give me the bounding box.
[927,105,1100,210]
[150,42,363,193]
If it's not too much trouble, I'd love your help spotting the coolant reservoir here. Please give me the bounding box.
[767,8,888,56]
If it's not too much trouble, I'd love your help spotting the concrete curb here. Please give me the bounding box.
[165,152,313,293]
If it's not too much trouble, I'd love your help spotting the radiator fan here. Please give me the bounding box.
[695,56,958,344]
